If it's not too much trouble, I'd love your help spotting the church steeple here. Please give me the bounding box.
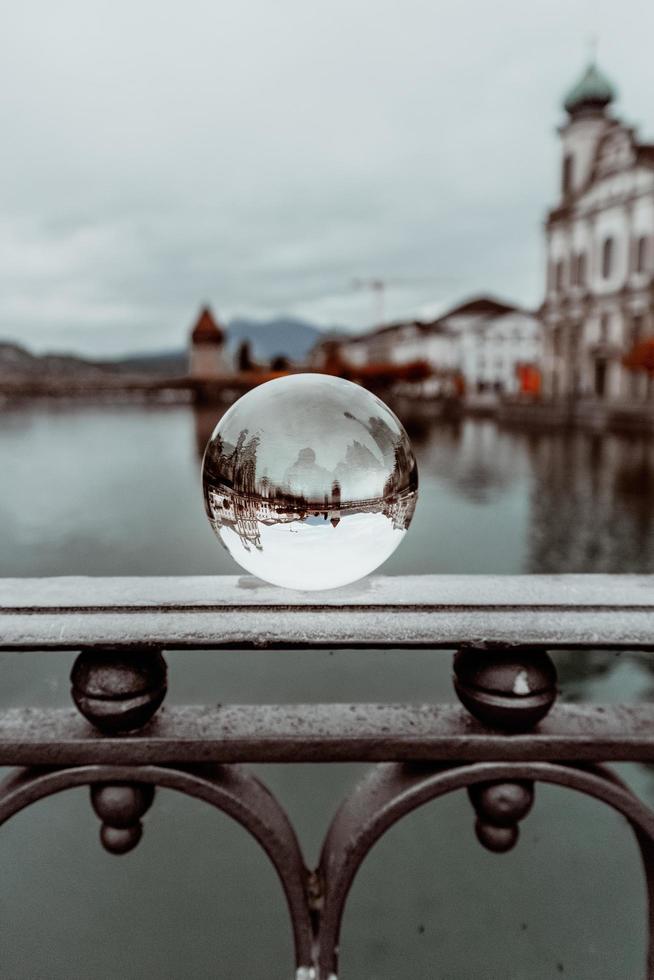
[563,61,616,117]
[558,60,616,198]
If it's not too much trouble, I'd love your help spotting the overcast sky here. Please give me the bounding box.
[1,0,653,356]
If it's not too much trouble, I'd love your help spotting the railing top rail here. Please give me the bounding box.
[1,574,653,650]
[3,573,654,609]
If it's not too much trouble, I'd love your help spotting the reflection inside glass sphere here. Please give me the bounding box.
[202,373,418,590]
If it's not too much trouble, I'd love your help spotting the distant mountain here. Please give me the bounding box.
[0,341,187,382]
[113,315,337,370]
[110,349,187,374]
[225,316,324,361]
[0,315,348,383]
[0,342,112,379]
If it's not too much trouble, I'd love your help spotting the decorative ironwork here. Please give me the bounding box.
[2,573,654,978]
[0,763,314,972]
[468,778,535,852]
[452,645,558,731]
[71,647,168,733]
[316,761,654,978]
[90,782,156,854]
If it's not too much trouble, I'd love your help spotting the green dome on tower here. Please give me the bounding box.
[564,62,616,115]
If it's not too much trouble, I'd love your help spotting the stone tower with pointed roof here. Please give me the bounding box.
[541,61,654,404]
[188,305,227,378]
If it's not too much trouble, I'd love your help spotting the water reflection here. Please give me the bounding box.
[417,418,531,504]
[526,431,654,573]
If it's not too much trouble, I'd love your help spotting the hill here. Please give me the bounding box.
[225,316,323,361]
[0,314,340,381]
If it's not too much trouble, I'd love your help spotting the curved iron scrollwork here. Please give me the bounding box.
[2,760,654,979]
[0,763,315,976]
[316,761,654,979]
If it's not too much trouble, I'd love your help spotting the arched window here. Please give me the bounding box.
[562,154,573,195]
[555,260,565,291]
[602,238,614,279]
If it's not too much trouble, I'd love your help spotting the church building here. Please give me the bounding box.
[188,305,227,378]
[541,62,654,404]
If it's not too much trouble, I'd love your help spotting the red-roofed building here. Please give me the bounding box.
[188,306,227,377]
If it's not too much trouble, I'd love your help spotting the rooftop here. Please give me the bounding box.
[191,306,225,345]
[564,61,616,116]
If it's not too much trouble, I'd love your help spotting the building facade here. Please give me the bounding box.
[442,298,542,395]
[318,296,541,396]
[188,306,227,378]
[541,62,654,403]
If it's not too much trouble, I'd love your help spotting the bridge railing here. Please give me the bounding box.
[2,573,654,979]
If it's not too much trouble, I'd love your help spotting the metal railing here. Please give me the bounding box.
[2,574,654,978]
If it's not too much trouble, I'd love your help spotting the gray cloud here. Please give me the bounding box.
[1,0,653,355]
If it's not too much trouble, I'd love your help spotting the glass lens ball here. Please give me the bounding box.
[202,373,418,590]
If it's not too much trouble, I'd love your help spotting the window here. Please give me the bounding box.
[562,154,573,195]
[552,326,562,357]
[599,313,610,343]
[602,237,614,279]
[636,236,648,274]
[555,260,565,291]
[577,252,586,286]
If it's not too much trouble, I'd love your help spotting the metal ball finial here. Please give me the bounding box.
[474,819,519,853]
[100,823,143,855]
[91,783,155,855]
[453,646,557,732]
[71,648,167,733]
[469,779,535,854]
[469,780,534,826]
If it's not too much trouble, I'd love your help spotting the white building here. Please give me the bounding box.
[441,298,542,395]
[336,319,457,374]
[321,296,541,396]
[541,61,654,403]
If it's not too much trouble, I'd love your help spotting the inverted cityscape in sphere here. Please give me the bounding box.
[202,374,419,590]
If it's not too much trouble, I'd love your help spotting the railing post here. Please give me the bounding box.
[69,647,167,853]
[453,645,557,852]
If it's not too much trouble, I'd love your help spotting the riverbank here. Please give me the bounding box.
[4,374,654,436]
[499,397,654,433]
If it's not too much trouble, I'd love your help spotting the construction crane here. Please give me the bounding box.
[351,275,459,330]
[351,278,387,330]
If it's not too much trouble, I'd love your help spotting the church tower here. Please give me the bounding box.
[188,305,227,378]
[541,60,654,407]
[559,62,615,198]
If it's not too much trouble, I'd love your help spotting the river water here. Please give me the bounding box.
[1,402,654,979]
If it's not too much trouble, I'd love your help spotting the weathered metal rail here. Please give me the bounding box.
[3,573,654,648]
[2,573,654,979]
